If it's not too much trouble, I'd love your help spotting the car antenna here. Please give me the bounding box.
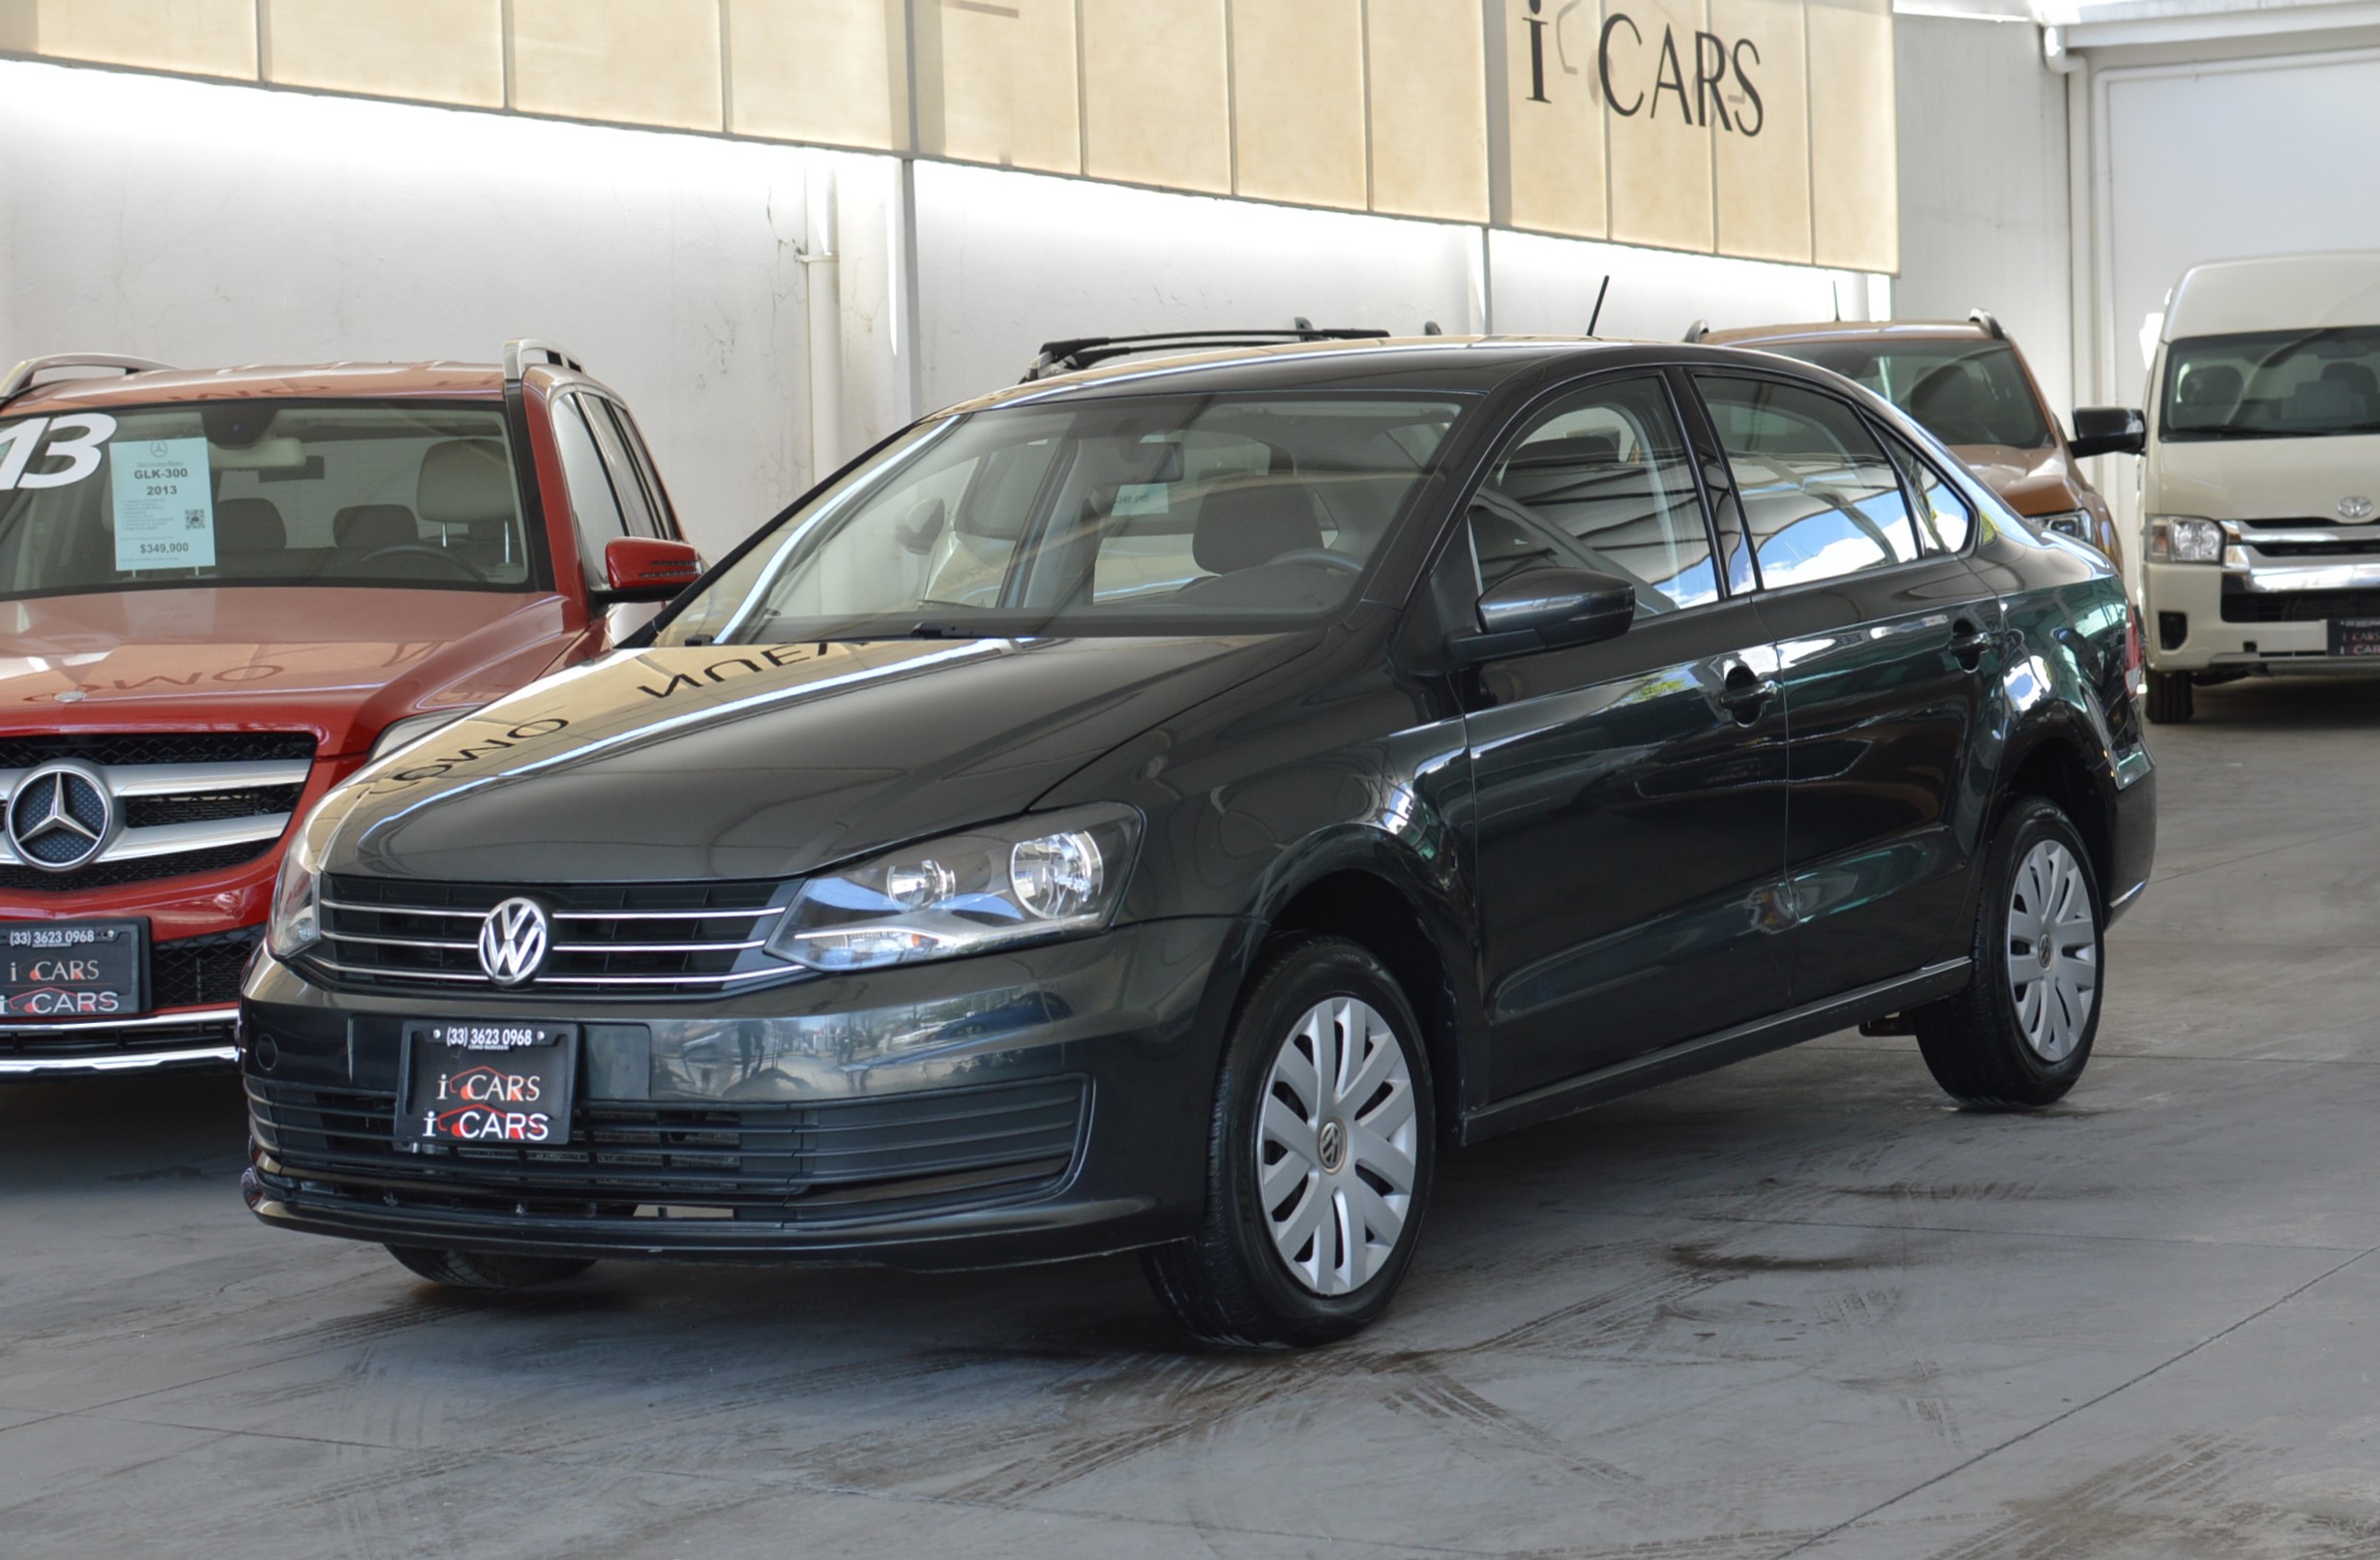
[1587,276,1611,337]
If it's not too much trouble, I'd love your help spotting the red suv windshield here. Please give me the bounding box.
[0,401,537,600]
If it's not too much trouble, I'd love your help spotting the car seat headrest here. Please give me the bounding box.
[416,438,514,526]
[335,504,418,553]
[1191,480,1324,575]
[213,497,285,554]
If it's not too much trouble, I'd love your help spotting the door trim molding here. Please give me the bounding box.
[1460,956,1973,1145]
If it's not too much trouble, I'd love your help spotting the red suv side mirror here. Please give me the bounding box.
[600,537,703,602]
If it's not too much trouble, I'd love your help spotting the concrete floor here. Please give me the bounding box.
[7,678,2380,1559]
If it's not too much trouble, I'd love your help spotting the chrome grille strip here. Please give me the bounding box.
[305,955,788,989]
[550,939,767,955]
[319,899,782,924]
[104,815,290,860]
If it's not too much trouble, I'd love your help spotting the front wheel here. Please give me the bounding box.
[1914,796,2103,1109]
[386,1245,594,1290]
[2144,669,2193,724]
[1143,936,1436,1348]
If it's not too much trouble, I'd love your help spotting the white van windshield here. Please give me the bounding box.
[2163,327,2380,440]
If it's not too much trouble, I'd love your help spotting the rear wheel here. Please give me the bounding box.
[1143,935,1435,1348]
[386,1245,594,1290]
[2144,670,2194,724]
[1915,796,2103,1110]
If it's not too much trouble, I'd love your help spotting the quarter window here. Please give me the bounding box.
[1469,376,1720,615]
[550,395,628,580]
[1697,375,1922,588]
[1879,429,1975,554]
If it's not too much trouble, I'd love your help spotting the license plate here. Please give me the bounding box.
[2330,618,2380,656]
[397,1022,578,1148]
[0,919,145,1019]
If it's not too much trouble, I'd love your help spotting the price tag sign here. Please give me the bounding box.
[109,435,216,572]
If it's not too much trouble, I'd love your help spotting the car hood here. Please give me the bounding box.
[0,587,576,756]
[1949,444,2087,516]
[2148,434,2380,523]
[320,633,1316,883]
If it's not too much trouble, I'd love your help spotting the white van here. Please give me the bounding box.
[2130,252,2380,722]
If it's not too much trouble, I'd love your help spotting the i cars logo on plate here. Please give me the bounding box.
[2339,495,2374,522]
[476,897,550,986]
[6,763,113,872]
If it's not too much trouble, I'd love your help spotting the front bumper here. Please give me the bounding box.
[240,916,1250,1270]
[0,924,260,1075]
[2142,558,2380,674]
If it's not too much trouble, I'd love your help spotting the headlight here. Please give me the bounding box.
[370,705,485,761]
[2148,515,2224,563]
[265,821,325,959]
[767,805,1141,972]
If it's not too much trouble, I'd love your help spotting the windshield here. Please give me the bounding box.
[0,401,536,601]
[1763,340,2052,450]
[2161,327,2380,440]
[661,392,1468,645]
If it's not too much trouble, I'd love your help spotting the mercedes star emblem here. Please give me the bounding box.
[477,896,550,986]
[6,762,114,873]
[2339,495,2375,523]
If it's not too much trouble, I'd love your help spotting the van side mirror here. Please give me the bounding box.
[599,536,704,603]
[2069,406,2146,459]
[1451,567,1635,666]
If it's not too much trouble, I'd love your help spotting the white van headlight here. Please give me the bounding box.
[2148,516,2223,564]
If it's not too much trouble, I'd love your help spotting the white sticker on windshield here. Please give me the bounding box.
[110,435,216,571]
[1113,483,1171,517]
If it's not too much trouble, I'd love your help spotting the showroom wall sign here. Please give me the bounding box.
[0,0,1895,272]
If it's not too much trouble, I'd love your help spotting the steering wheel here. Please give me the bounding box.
[1267,548,1363,575]
[330,544,488,584]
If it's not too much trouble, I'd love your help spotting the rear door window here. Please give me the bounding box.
[1878,429,1976,554]
[1695,375,1923,589]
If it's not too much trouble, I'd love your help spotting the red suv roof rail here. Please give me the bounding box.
[502,339,584,382]
[1,354,176,407]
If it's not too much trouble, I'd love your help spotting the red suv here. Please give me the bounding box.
[0,343,702,1074]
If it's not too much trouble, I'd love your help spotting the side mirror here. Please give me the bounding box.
[599,536,703,603]
[1452,566,1635,666]
[2069,406,2146,459]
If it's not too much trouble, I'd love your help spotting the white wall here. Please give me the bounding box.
[1891,14,2078,420]
[0,58,895,555]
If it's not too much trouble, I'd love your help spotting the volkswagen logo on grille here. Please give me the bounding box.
[2339,495,2375,523]
[476,897,550,986]
[6,762,113,873]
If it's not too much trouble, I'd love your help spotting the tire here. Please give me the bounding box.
[386,1245,595,1290]
[1915,796,2104,1110]
[2144,670,2193,724]
[1143,935,1437,1348]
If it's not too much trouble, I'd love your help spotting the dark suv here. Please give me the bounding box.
[240,337,2155,1347]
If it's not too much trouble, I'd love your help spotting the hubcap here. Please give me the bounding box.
[2005,839,2098,1063]
[1256,996,1418,1297]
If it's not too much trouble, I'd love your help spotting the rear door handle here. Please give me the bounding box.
[1717,662,1779,723]
[1950,619,1993,668]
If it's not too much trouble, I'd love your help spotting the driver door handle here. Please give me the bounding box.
[1717,662,1780,723]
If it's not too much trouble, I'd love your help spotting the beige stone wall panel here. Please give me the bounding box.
[1229,0,1367,210]
[1604,0,1715,254]
[1498,0,1607,238]
[264,0,504,107]
[1709,0,1809,263]
[20,0,255,78]
[1081,0,1229,194]
[915,0,1081,175]
[1365,0,1489,224]
[511,0,724,132]
[726,0,907,151]
[1807,0,1896,272]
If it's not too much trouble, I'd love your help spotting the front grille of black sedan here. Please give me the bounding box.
[309,876,789,997]
[247,1075,1087,1225]
[2219,587,2380,623]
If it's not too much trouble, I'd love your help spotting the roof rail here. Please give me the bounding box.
[503,339,585,381]
[1681,319,1710,344]
[1968,309,2006,340]
[1021,323,1391,382]
[1,354,176,407]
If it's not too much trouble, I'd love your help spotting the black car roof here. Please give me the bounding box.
[936,336,1771,413]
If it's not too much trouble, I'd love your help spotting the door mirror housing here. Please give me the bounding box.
[598,536,704,603]
[1452,567,1636,666]
[2069,406,2146,459]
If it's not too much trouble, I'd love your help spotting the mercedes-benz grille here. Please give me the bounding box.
[0,733,314,889]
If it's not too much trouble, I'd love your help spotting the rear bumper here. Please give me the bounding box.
[239,915,1251,1270]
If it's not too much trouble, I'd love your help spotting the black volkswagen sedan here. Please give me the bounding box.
[241,337,2154,1346]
